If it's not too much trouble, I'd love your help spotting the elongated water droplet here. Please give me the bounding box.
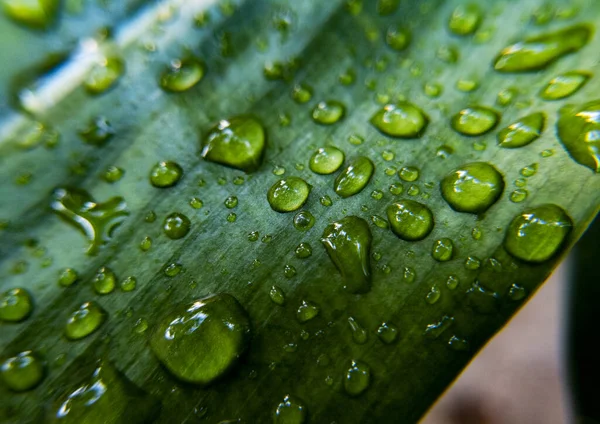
[84,56,125,95]
[431,238,454,262]
[311,100,345,125]
[160,58,205,92]
[50,187,128,255]
[387,200,434,241]
[370,102,428,138]
[3,0,59,29]
[493,24,591,72]
[344,360,370,396]
[348,317,368,344]
[163,213,191,239]
[504,204,572,263]
[201,116,266,172]
[65,301,106,340]
[451,106,499,136]
[0,288,32,322]
[1,351,44,392]
[321,216,372,294]
[149,161,183,188]
[269,286,285,306]
[448,4,481,36]
[333,157,374,198]
[440,162,504,214]
[150,294,251,384]
[556,100,600,172]
[274,394,306,424]
[540,71,591,100]
[267,177,311,213]
[309,146,345,175]
[497,112,545,148]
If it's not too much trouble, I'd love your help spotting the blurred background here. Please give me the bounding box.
[422,261,571,424]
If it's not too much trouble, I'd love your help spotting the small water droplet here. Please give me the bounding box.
[160,58,205,92]
[269,286,285,306]
[163,263,182,277]
[163,213,191,239]
[424,315,454,339]
[311,100,345,125]
[385,25,411,51]
[348,317,368,344]
[0,351,45,392]
[398,166,419,182]
[508,283,527,301]
[403,266,416,283]
[309,146,345,175]
[295,242,313,259]
[139,236,152,251]
[79,116,114,146]
[448,335,469,351]
[431,238,454,262]
[291,83,313,104]
[426,285,441,304]
[370,102,428,138]
[446,275,459,290]
[297,300,319,323]
[58,268,78,287]
[92,266,116,295]
[293,211,315,231]
[120,276,137,292]
[65,301,106,340]
[464,256,481,270]
[448,4,481,36]
[344,360,371,396]
[273,394,307,424]
[377,322,398,344]
[0,288,33,322]
[267,177,311,213]
[85,56,125,95]
[150,161,183,188]
[190,197,203,209]
[387,200,434,241]
[451,107,499,136]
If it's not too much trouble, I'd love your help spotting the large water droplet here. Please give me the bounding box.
[493,24,591,72]
[201,116,266,172]
[451,106,499,136]
[273,394,307,424]
[50,187,128,255]
[497,112,545,148]
[92,266,116,295]
[3,0,59,29]
[440,162,504,214]
[150,294,251,384]
[321,216,372,294]
[65,301,106,340]
[387,200,434,241]
[504,204,572,263]
[0,287,33,322]
[0,351,44,392]
[160,58,205,92]
[370,102,428,138]
[267,177,311,213]
[556,100,600,172]
[163,212,191,239]
[309,146,345,175]
[344,360,370,396]
[334,157,374,198]
[540,71,591,100]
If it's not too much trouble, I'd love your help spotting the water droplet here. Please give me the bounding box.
[226,212,237,223]
[440,162,504,214]
[424,82,443,98]
[149,161,183,188]
[145,211,156,223]
[377,322,398,344]
[370,189,383,200]
[348,133,364,145]
[557,100,600,171]
[134,318,148,334]
[189,197,203,209]
[370,102,428,138]
[85,56,125,95]
[466,282,500,314]
[497,112,545,149]
[321,216,372,294]
[508,283,527,301]
[223,196,238,209]
[269,286,285,306]
[92,266,116,295]
[494,24,591,72]
[348,317,368,344]
[163,263,182,277]
[311,101,345,125]
[403,266,416,283]
[436,145,454,159]
[387,200,434,241]
[274,394,307,424]
[262,234,273,243]
[65,301,106,340]
[520,163,538,177]
[426,286,441,304]
[504,204,572,262]
[370,215,389,229]
[295,242,312,259]
[334,157,374,198]
[389,183,403,195]
[3,0,59,28]
[102,166,124,184]
[309,146,345,175]
[267,177,311,213]
[139,236,152,251]
[339,67,356,85]
[320,195,333,207]
[385,25,411,51]
[540,71,590,100]
[79,116,114,146]
[496,87,518,107]
[51,187,128,255]
[160,58,205,92]
[446,275,459,290]
[58,268,78,287]
[120,276,137,292]
[201,116,266,172]
[448,335,469,351]
[509,189,528,203]
[398,166,419,182]
[451,107,499,136]
[344,360,371,396]
[0,288,33,322]
[0,351,44,392]
[293,211,315,231]
[283,265,297,278]
[464,256,481,270]
[541,148,555,158]
[291,83,313,104]
[448,4,481,36]
[424,315,454,339]
[456,78,479,92]
[150,294,251,384]
[163,213,191,240]
[431,238,454,262]
[296,300,319,323]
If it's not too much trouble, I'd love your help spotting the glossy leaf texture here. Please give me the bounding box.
[1,0,600,423]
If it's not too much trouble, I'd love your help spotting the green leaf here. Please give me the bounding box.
[1,0,599,422]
